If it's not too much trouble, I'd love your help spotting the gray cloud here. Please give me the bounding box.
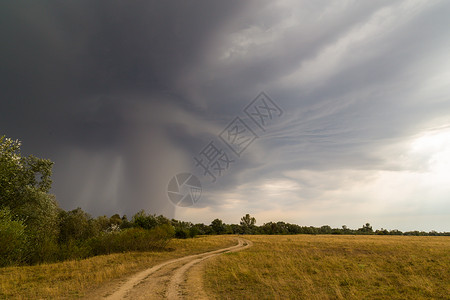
[1,1,450,231]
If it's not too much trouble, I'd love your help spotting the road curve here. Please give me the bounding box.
[103,237,252,300]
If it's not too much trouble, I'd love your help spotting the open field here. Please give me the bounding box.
[204,235,450,299]
[1,235,449,299]
[0,235,236,299]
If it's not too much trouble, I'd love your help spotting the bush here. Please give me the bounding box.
[132,210,158,230]
[175,227,189,239]
[57,239,92,261]
[58,208,96,244]
[0,207,27,266]
[89,224,175,255]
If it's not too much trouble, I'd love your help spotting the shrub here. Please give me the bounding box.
[0,207,27,266]
[89,224,175,255]
[175,227,189,239]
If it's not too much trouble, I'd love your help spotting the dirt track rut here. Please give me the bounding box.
[100,237,252,299]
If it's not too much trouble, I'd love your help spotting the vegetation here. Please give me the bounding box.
[0,236,236,299]
[0,136,176,267]
[0,207,27,266]
[204,235,450,299]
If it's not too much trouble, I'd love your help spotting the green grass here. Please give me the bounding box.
[0,235,236,299]
[204,235,450,299]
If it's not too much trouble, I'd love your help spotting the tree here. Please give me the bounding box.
[320,225,332,234]
[58,208,96,243]
[120,215,132,229]
[240,214,256,234]
[210,218,226,234]
[358,223,373,234]
[132,210,158,229]
[240,214,256,227]
[109,214,122,226]
[0,136,53,209]
[0,136,59,263]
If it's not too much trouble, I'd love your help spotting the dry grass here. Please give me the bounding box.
[0,235,236,299]
[204,235,450,300]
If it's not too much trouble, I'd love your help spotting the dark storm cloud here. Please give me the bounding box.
[1,1,450,231]
[0,1,247,217]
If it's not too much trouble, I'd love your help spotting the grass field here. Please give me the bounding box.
[1,235,449,299]
[0,235,236,299]
[204,235,450,299]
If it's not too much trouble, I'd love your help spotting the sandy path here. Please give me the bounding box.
[97,237,252,300]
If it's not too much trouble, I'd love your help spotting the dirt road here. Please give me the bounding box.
[94,237,251,299]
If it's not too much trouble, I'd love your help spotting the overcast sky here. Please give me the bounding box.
[1,1,449,231]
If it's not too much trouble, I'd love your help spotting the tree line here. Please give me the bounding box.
[171,215,449,237]
[1,136,448,267]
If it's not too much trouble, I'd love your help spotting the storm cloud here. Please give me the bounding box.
[1,1,449,231]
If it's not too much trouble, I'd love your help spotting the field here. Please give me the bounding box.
[0,235,236,299]
[1,235,449,299]
[204,235,450,299]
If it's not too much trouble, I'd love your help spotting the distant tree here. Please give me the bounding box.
[192,223,212,235]
[286,223,302,234]
[358,223,373,234]
[261,222,278,234]
[95,215,111,233]
[376,228,389,235]
[389,229,403,235]
[230,223,243,234]
[320,225,332,234]
[240,214,256,227]
[156,215,171,226]
[120,215,132,229]
[110,214,122,226]
[210,218,226,234]
[240,214,256,234]
[276,222,289,234]
[58,208,96,243]
[132,210,158,229]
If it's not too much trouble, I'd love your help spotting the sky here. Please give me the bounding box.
[1,0,449,232]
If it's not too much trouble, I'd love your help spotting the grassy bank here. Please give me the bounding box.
[0,235,236,299]
[204,235,450,299]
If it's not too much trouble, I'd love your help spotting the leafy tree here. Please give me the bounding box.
[376,228,389,235]
[191,223,212,235]
[240,214,256,234]
[319,225,332,234]
[58,208,96,243]
[132,210,158,229]
[0,136,59,263]
[230,223,243,234]
[109,214,122,226]
[0,136,53,209]
[120,215,132,229]
[240,214,256,227]
[261,222,278,234]
[94,215,111,233]
[210,218,226,234]
[358,223,373,234]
